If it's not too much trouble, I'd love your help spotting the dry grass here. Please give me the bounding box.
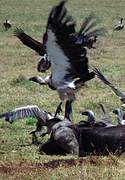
[0,0,125,179]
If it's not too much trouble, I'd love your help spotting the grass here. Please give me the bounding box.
[0,0,125,179]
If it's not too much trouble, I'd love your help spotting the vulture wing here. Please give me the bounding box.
[46,0,95,83]
[0,105,51,123]
[14,28,46,56]
[76,13,106,48]
[93,67,125,101]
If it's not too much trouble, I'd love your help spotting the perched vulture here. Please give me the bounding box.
[99,103,113,123]
[81,109,114,127]
[114,18,124,31]
[113,108,125,125]
[81,110,96,126]
[3,19,12,30]
[93,67,125,103]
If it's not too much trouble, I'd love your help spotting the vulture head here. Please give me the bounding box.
[113,108,125,125]
[37,54,51,72]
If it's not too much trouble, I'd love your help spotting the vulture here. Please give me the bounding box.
[15,1,105,121]
[81,109,114,127]
[0,105,56,144]
[93,67,125,103]
[113,108,125,125]
[99,103,113,123]
[0,104,79,153]
[0,105,50,123]
[3,19,12,30]
[0,104,73,144]
[114,18,124,31]
[81,110,96,126]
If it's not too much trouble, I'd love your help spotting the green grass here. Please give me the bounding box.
[1,0,125,179]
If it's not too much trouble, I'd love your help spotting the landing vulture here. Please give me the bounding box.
[15,1,105,121]
[42,1,105,120]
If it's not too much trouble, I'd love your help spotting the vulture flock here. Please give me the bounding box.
[1,1,125,156]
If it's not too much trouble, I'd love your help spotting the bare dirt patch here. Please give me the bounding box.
[0,156,118,175]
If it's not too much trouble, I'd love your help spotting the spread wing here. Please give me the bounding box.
[0,105,52,123]
[46,1,104,82]
[14,28,46,56]
[93,67,125,101]
[74,13,106,48]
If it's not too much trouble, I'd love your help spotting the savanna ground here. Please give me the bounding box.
[0,0,125,179]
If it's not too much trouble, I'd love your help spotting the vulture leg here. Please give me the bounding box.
[30,118,48,144]
[54,102,63,117]
[30,131,39,145]
[64,99,74,121]
[64,91,75,121]
[30,127,48,145]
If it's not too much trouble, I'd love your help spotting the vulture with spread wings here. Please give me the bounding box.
[0,105,63,144]
[15,1,105,121]
[43,1,105,120]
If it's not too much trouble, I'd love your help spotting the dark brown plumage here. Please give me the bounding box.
[14,1,105,122]
[14,28,46,56]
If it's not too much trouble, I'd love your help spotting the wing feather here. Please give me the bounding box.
[93,67,125,100]
[14,28,46,56]
[0,105,47,123]
[46,1,95,81]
